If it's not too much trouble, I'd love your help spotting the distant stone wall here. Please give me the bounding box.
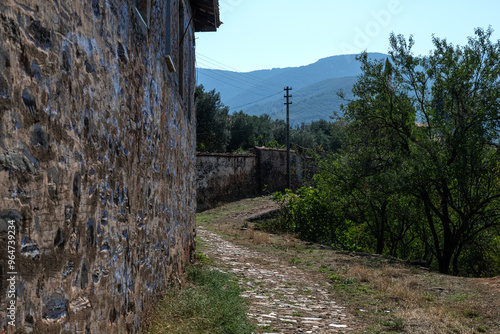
[256,147,302,193]
[196,153,258,212]
[0,0,202,333]
[196,147,315,211]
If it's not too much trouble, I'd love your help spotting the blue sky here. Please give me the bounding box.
[195,0,500,72]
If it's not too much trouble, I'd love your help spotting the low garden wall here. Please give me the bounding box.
[196,147,315,211]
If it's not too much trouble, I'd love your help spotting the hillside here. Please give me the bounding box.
[244,76,359,124]
[197,53,387,124]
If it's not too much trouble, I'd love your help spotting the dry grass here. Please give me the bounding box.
[245,229,270,244]
[320,258,498,333]
[197,197,500,333]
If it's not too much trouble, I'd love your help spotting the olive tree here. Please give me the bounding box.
[343,28,500,274]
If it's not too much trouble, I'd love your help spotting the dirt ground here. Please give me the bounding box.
[196,197,500,334]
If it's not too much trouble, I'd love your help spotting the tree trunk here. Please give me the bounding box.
[437,250,452,275]
[452,243,464,276]
[375,203,388,254]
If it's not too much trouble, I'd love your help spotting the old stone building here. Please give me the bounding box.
[0,0,219,332]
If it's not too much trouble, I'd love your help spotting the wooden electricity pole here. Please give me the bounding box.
[284,86,292,189]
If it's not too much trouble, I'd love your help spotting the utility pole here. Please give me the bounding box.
[284,86,292,189]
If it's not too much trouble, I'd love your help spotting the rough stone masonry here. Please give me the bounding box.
[0,0,219,332]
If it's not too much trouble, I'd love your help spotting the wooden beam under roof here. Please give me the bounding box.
[191,0,221,32]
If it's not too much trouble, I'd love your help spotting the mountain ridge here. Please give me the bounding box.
[197,53,388,124]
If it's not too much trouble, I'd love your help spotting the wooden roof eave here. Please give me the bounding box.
[191,0,221,32]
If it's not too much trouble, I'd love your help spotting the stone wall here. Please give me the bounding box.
[0,0,207,332]
[256,147,296,193]
[196,153,258,212]
[196,147,315,211]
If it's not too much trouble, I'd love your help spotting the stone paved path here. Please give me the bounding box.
[197,226,352,333]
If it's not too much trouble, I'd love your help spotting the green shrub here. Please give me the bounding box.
[273,189,367,251]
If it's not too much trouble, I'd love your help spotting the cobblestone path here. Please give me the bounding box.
[198,226,352,333]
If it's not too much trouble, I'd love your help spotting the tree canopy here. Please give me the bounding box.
[196,85,231,153]
[277,28,500,276]
[195,85,345,153]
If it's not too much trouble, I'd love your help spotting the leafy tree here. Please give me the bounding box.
[195,85,345,153]
[311,150,418,256]
[291,120,346,152]
[342,28,500,274]
[276,28,500,276]
[227,111,255,151]
[196,85,231,152]
[270,118,287,146]
[227,112,287,151]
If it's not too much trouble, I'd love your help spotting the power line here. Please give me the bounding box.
[197,60,273,90]
[197,68,275,98]
[197,61,281,92]
[197,53,282,90]
[229,91,283,111]
[195,54,285,112]
[197,53,242,72]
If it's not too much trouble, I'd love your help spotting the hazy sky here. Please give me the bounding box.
[195,0,500,73]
